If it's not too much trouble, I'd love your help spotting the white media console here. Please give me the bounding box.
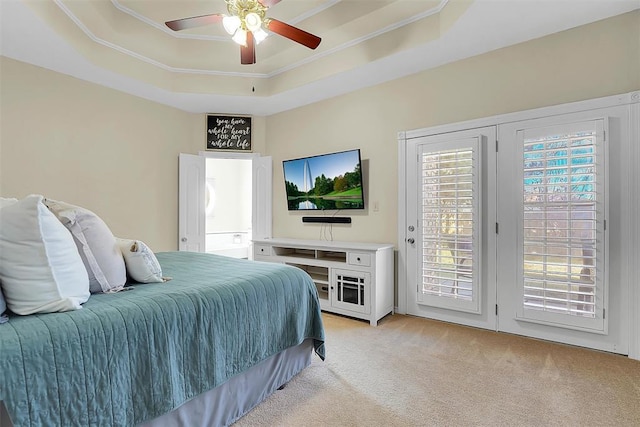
[252,238,394,326]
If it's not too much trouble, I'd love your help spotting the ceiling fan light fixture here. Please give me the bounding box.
[253,28,269,44]
[232,28,248,46]
[244,12,262,32]
[222,15,241,35]
[166,0,322,64]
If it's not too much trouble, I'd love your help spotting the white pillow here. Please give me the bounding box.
[0,198,18,209]
[116,238,164,283]
[0,195,90,315]
[44,199,126,293]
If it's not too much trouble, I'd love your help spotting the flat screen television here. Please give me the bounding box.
[283,149,365,211]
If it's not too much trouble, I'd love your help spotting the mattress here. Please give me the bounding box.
[0,252,325,427]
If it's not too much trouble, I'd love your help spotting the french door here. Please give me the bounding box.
[404,127,497,331]
[400,107,629,354]
[496,114,625,353]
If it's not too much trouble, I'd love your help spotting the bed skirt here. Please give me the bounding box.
[139,339,314,427]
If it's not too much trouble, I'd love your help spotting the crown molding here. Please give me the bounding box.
[54,0,447,79]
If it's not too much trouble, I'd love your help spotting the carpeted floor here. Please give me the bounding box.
[234,312,640,427]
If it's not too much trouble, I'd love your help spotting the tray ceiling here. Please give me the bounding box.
[1,0,638,115]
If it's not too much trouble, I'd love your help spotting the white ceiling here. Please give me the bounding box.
[1,0,638,116]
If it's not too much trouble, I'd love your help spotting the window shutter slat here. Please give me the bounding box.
[420,146,478,302]
[521,128,600,318]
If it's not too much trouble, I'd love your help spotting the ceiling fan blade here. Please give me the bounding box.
[258,0,282,7]
[266,19,321,50]
[165,14,223,31]
[241,32,256,65]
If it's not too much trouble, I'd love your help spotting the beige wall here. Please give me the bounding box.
[1,11,638,250]
[0,57,266,251]
[267,11,640,244]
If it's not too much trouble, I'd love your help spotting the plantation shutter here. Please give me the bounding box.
[517,119,607,332]
[418,137,481,313]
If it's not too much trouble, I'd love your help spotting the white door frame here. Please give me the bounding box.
[397,91,639,360]
[198,151,273,242]
[198,151,261,160]
[630,97,640,361]
[178,152,272,253]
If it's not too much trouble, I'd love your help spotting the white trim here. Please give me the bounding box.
[277,0,448,77]
[288,0,343,25]
[111,0,342,41]
[57,0,448,80]
[396,131,408,314]
[404,92,635,141]
[629,93,640,360]
[110,0,228,41]
[198,151,261,159]
[52,0,264,78]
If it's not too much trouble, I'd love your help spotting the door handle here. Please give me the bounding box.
[407,238,415,244]
[181,237,188,242]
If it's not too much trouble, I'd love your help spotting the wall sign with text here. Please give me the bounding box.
[206,115,252,151]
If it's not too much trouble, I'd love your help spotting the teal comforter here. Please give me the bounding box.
[0,252,325,427]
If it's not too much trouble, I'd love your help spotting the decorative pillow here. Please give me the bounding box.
[116,238,165,283]
[1,198,18,321]
[44,199,127,293]
[0,197,18,209]
[0,195,90,315]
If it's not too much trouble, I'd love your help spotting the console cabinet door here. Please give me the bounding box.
[332,269,370,314]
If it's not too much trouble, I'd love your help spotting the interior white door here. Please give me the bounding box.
[252,156,272,241]
[404,127,497,331]
[178,153,206,252]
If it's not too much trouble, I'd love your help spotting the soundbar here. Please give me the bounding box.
[302,216,351,224]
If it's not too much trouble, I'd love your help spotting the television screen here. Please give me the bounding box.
[283,149,365,211]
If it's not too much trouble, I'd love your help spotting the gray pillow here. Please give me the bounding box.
[44,199,126,293]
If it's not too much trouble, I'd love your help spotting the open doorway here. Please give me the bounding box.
[178,152,271,255]
[205,157,253,258]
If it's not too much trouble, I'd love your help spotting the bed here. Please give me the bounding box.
[0,251,325,427]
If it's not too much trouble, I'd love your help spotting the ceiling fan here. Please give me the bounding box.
[165,0,321,65]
